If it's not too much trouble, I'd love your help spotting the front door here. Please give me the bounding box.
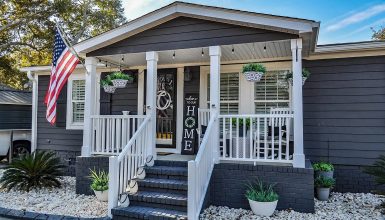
[156,69,177,149]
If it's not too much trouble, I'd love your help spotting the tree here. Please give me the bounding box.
[372,26,385,40]
[0,0,126,89]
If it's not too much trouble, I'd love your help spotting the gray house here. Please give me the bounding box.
[21,2,385,219]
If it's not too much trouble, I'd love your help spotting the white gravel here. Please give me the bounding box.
[0,169,107,218]
[201,193,385,220]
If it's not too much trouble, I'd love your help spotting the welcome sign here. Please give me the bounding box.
[181,93,199,155]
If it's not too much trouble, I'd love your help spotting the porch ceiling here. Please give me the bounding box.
[97,40,292,68]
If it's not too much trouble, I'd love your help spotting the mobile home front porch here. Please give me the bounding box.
[76,39,309,218]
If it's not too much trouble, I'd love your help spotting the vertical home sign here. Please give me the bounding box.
[181,93,199,155]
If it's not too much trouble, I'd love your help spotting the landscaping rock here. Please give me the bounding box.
[0,170,107,218]
[200,192,385,220]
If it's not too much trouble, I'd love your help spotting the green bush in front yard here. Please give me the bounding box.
[0,151,64,191]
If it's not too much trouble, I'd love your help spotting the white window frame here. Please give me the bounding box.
[66,74,86,130]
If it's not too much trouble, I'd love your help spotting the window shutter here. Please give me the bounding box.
[207,72,239,114]
[100,72,111,115]
[55,84,67,127]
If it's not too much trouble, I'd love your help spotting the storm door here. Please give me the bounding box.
[156,70,177,149]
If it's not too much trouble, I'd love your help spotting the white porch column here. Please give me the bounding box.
[81,57,98,156]
[291,39,305,168]
[209,46,221,163]
[146,51,158,161]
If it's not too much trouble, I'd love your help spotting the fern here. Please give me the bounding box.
[364,155,385,185]
[0,151,64,192]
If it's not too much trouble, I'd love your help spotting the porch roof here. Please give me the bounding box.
[73,1,320,56]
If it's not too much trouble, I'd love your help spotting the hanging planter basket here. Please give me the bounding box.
[103,85,116,94]
[244,71,264,82]
[242,63,266,82]
[112,79,128,88]
[287,77,308,86]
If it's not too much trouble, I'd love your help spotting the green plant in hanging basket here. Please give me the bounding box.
[242,63,266,74]
[100,75,113,87]
[110,71,133,81]
[285,68,311,85]
[242,63,266,82]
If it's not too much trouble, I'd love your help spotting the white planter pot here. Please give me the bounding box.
[112,79,128,88]
[244,71,264,82]
[288,77,307,86]
[94,190,108,202]
[248,199,278,217]
[316,187,330,201]
[103,85,116,93]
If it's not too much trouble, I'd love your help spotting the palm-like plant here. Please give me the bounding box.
[0,151,64,191]
[364,155,385,185]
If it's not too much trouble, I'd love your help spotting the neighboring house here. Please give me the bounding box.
[0,84,32,161]
[20,2,385,219]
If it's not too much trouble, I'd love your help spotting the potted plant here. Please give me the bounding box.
[100,75,116,94]
[89,169,109,202]
[313,162,334,178]
[286,68,311,85]
[242,63,266,82]
[110,71,134,88]
[245,180,279,217]
[232,118,251,137]
[315,176,335,201]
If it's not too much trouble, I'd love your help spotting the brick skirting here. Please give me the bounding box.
[75,156,109,195]
[208,160,315,213]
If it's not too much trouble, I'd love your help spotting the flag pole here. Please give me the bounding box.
[55,23,90,74]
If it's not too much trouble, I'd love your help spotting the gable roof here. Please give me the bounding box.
[0,84,32,105]
[74,1,320,55]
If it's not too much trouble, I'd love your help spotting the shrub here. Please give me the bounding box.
[313,162,334,172]
[0,151,64,191]
[245,180,278,202]
[285,68,311,80]
[364,155,385,185]
[242,63,266,73]
[314,176,335,188]
[100,75,113,87]
[231,118,251,128]
[110,71,133,80]
[89,169,109,191]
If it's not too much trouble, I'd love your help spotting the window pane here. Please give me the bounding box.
[73,102,85,123]
[207,73,239,114]
[72,79,85,123]
[255,71,290,113]
[72,80,85,101]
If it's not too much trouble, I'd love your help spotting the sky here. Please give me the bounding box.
[121,0,385,45]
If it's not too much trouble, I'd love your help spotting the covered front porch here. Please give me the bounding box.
[72,3,319,218]
[82,40,305,167]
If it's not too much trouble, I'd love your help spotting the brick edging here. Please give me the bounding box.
[0,206,110,220]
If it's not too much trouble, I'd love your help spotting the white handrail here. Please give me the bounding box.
[108,116,151,217]
[188,114,217,220]
[91,115,146,155]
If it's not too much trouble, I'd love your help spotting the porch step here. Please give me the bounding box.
[112,160,189,220]
[112,205,187,220]
[145,166,188,180]
[137,178,188,191]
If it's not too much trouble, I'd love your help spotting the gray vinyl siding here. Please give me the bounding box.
[0,104,31,130]
[87,17,298,56]
[303,56,385,166]
[184,66,200,94]
[37,75,83,152]
[111,71,139,115]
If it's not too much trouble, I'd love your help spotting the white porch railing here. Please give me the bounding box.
[188,114,217,220]
[219,114,293,163]
[90,115,146,155]
[108,116,151,216]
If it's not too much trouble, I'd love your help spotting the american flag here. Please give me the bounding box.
[45,27,79,125]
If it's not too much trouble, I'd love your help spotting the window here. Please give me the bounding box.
[67,77,85,129]
[254,71,290,114]
[207,72,239,114]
